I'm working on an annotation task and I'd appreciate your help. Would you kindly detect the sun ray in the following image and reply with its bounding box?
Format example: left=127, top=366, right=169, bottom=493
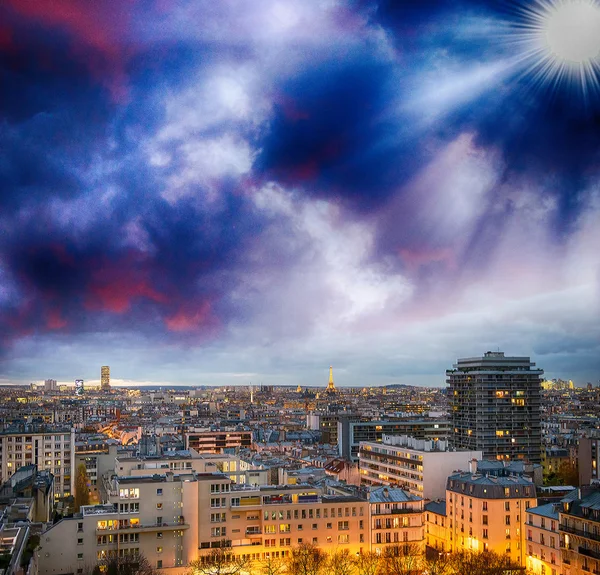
left=503, top=0, right=600, bottom=101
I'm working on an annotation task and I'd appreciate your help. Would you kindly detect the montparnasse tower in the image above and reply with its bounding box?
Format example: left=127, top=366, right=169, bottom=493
left=327, top=365, right=336, bottom=392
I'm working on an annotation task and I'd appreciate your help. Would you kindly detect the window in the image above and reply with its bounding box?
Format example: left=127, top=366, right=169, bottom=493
left=505, top=516, right=511, bottom=525
left=78, top=554, right=84, bottom=560
left=156, top=503, right=163, bottom=510
left=327, top=523, right=332, bottom=529
left=338, top=534, right=349, bottom=544
left=505, top=502, right=510, bottom=511
left=157, top=488, right=163, bottom=496
left=157, top=561, right=162, bottom=569
left=157, top=547, right=163, bottom=553
left=482, top=515, right=488, bottom=525
left=338, top=521, right=349, bottom=530
left=483, top=529, right=488, bottom=539
left=505, top=528, right=510, bottom=539
left=312, top=524, right=318, bottom=530
left=157, top=533, right=163, bottom=539
left=78, top=538, right=83, bottom=545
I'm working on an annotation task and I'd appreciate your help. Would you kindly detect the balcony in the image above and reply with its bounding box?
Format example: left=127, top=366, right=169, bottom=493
left=579, top=546, right=600, bottom=561
left=245, top=528, right=261, bottom=536
left=561, top=524, right=600, bottom=543
left=96, top=521, right=189, bottom=535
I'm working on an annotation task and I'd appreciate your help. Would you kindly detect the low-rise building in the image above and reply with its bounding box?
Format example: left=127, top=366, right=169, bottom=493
left=359, top=435, right=481, bottom=499
left=525, top=502, right=562, bottom=575
left=445, top=471, right=537, bottom=566
left=368, top=487, right=424, bottom=555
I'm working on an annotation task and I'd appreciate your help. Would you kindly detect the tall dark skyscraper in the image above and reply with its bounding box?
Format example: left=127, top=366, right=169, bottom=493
left=447, top=351, right=542, bottom=463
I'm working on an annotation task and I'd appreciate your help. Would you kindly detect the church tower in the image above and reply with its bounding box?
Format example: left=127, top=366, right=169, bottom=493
left=327, top=365, right=336, bottom=392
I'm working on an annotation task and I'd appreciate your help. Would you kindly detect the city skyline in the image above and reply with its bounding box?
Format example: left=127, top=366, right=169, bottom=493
left=1, top=0, right=599, bottom=387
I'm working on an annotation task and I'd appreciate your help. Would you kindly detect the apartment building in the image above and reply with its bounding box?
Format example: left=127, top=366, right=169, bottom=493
left=424, top=500, right=449, bottom=554
left=0, top=426, right=75, bottom=497
left=37, top=472, right=371, bottom=575
left=338, top=418, right=449, bottom=461
left=445, top=471, right=537, bottom=566
left=184, top=430, right=252, bottom=453
left=368, top=487, right=424, bottom=555
left=524, top=502, right=562, bottom=575
left=559, top=487, right=600, bottom=575
left=447, top=351, right=543, bottom=463
left=359, top=435, right=481, bottom=499
left=37, top=473, right=197, bottom=575
left=578, top=436, right=600, bottom=486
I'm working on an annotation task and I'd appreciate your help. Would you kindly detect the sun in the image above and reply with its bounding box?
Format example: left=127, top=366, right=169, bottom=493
left=510, top=0, right=600, bottom=98
left=544, top=1, right=600, bottom=63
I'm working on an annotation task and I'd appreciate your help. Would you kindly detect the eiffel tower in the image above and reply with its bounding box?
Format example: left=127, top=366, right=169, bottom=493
left=326, top=365, right=336, bottom=392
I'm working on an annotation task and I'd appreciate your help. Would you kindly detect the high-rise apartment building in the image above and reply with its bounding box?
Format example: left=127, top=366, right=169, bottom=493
left=101, top=366, right=110, bottom=391
left=44, top=379, right=58, bottom=392
left=447, top=351, right=543, bottom=463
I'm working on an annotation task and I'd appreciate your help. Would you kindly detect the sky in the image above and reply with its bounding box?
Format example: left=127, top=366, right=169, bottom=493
left=1, top=0, right=600, bottom=388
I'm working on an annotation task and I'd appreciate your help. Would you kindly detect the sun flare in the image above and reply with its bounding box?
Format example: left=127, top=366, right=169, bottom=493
left=511, top=0, right=600, bottom=97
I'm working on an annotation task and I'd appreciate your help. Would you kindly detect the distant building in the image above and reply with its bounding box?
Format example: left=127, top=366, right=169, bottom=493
left=447, top=351, right=543, bottom=463
left=338, top=417, right=449, bottom=461
left=184, top=430, right=252, bottom=454
left=74, top=379, right=84, bottom=396
left=101, top=365, right=110, bottom=390
left=578, top=436, right=600, bottom=486
left=359, top=434, right=482, bottom=499
left=44, top=379, right=57, bottom=392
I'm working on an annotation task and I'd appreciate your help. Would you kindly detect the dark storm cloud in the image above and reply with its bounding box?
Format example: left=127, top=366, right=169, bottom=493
left=256, top=57, right=431, bottom=210
left=0, top=3, right=267, bottom=350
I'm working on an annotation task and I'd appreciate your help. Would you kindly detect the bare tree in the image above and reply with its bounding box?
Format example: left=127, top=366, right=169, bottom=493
left=380, top=544, right=421, bottom=575
left=421, top=552, right=454, bottom=575
left=448, top=550, right=524, bottom=575
left=329, top=549, right=356, bottom=575
left=354, top=551, right=381, bottom=575
left=287, top=543, right=328, bottom=575
left=86, top=554, right=158, bottom=575
left=259, top=554, right=286, bottom=575
left=188, top=541, right=252, bottom=575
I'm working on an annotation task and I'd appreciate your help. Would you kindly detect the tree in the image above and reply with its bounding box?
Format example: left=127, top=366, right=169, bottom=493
left=86, top=554, right=159, bottom=575
left=329, top=549, right=356, bottom=575
left=188, top=541, right=252, bottom=575
left=448, top=550, right=524, bottom=575
left=380, top=544, right=421, bottom=575
left=259, top=554, right=286, bottom=575
left=354, top=551, right=381, bottom=575
left=287, top=543, right=328, bottom=575
left=74, top=463, right=90, bottom=512
left=421, top=553, right=453, bottom=575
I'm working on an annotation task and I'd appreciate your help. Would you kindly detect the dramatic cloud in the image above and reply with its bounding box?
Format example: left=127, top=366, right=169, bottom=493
left=0, top=0, right=598, bottom=386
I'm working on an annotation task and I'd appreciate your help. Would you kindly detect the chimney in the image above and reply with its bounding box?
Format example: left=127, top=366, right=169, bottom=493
left=383, top=487, right=389, bottom=498
left=469, top=459, right=478, bottom=474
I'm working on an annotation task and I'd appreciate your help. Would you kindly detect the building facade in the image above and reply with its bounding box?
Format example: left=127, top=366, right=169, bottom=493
left=338, top=418, right=449, bottom=462
left=559, top=488, right=600, bottom=575
left=185, top=431, right=252, bottom=454
left=0, top=426, right=75, bottom=497
left=37, top=472, right=374, bottom=575
left=359, top=435, right=481, bottom=500
left=101, top=366, right=110, bottom=391
left=447, top=351, right=543, bottom=463
left=445, top=471, right=537, bottom=566
left=368, top=486, right=424, bottom=555
left=525, top=502, right=562, bottom=575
